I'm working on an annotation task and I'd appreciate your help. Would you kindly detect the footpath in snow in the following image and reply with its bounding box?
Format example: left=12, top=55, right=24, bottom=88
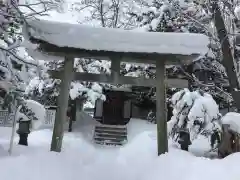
left=0, top=119, right=239, bottom=180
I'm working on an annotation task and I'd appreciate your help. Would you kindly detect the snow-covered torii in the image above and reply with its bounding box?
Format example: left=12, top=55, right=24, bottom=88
left=25, top=18, right=209, bottom=155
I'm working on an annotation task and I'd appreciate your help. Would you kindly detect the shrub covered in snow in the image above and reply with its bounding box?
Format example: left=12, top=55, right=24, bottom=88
left=16, top=99, right=46, bottom=131
left=168, top=88, right=222, bottom=149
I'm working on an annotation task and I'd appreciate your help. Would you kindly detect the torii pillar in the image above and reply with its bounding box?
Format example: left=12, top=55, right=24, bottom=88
left=156, top=60, right=168, bottom=154
left=50, top=57, right=74, bottom=152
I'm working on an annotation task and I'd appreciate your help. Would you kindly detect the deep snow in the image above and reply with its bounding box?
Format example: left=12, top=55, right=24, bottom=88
left=0, top=119, right=239, bottom=180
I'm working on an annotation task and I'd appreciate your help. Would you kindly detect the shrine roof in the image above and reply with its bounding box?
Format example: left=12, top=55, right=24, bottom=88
left=26, top=18, right=209, bottom=61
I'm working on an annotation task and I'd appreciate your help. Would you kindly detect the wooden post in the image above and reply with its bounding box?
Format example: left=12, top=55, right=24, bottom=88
left=111, top=58, right=120, bottom=72
left=68, top=100, right=77, bottom=132
left=68, top=116, right=73, bottom=132
left=50, top=57, right=74, bottom=152
left=156, top=60, right=168, bottom=155
left=8, top=99, right=18, bottom=155
left=110, top=57, right=121, bottom=84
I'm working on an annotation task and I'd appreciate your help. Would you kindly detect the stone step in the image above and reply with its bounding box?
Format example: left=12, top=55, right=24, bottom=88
left=96, top=124, right=127, bottom=129
left=95, top=125, right=127, bottom=131
left=93, top=124, right=128, bottom=146
left=95, top=132, right=126, bottom=137
left=95, top=140, right=123, bottom=146
left=94, top=136, right=126, bottom=141
left=95, top=128, right=127, bottom=134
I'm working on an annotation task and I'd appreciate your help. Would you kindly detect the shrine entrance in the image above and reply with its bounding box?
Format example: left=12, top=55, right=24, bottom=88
left=94, top=89, right=132, bottom=125
left=103, top=90, right=124, bottom=125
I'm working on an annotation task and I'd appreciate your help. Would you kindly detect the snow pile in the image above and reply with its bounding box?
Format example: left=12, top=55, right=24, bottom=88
left=0, top=122, right=239, bottom=180
left=127, top=119, right=157, bottom=142
left=27, top=18, right=209, bottom=55
left=221, top=112, right=240, bottom=133
left=16, top=100, right=46, bottom=130
left=72, top=111, right=99, bottom=140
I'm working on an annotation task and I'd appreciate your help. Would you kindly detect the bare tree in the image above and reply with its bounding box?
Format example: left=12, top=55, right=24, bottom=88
left=71, top=0, right=141, bottom=28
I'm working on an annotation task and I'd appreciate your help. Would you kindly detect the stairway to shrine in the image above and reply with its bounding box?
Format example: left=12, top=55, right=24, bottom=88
left=93, top=124, right=128, bottom=146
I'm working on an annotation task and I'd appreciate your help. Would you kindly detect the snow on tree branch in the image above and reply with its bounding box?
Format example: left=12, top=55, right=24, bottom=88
left=168, top=88, right=222, bottom=149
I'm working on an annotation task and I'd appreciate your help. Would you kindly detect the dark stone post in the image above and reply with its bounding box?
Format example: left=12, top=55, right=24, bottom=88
left=17, top=119, right=31, bottom=146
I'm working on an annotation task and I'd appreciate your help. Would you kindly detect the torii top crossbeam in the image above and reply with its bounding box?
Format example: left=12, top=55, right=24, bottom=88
left=26, top=18, right=209, bottom=64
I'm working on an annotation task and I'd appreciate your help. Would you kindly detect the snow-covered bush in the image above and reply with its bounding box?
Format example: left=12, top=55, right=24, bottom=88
left=16, top=99, right=46, bottom=131
left=168, top=88, right=222, bottom=148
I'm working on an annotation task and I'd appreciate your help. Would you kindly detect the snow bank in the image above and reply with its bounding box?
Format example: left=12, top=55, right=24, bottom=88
left=0, top=124, right=239, bottom=180
left=221, top=112, right=240, bottom=133
left=127, top=119, right=157, bottom=142
left=27, top=18, right=209, bottom=55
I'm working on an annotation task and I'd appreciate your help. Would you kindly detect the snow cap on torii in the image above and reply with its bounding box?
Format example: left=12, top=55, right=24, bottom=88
left=24, top=18, right=209, bottom=64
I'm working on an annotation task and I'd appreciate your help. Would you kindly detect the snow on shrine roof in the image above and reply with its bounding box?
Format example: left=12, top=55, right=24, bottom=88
left=27, top=19, right=209, bottom=56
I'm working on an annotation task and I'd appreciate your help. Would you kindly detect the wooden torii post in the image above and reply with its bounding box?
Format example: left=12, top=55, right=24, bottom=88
left=26, top=19, right=209, bottom=155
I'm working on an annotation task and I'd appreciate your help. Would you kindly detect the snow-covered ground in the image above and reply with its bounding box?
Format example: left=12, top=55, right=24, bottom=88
left=0, top=119, right=239, bottom=180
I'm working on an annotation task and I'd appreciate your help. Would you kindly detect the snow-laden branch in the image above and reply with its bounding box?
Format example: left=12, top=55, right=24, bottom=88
left=178, top=65, right=233, bottom=102
left=0, top=46, right=37, bottom=66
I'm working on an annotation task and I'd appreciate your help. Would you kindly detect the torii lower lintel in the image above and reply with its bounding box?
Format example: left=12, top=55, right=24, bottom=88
left=48, top=70, right=188, bottom=88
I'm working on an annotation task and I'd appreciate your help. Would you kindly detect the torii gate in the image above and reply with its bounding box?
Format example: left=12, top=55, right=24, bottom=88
left=25, top=19, right=209, bottom=155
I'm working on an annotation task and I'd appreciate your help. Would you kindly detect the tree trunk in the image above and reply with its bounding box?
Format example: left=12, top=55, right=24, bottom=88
left=211, top=1, right=240, bottom=109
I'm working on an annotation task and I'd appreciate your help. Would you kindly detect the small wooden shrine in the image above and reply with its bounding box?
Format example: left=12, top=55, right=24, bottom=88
left=94, top=88, right=132, bottom=125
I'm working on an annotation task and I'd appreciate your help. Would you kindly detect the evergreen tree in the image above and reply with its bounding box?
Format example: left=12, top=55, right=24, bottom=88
left=0, top=0, right=56, bottom=122
left=127, top=0, right=235, bottom=110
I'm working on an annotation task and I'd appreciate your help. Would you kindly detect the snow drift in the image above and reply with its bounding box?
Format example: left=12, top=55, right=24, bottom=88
left=0, top=124, right=239, bottom=180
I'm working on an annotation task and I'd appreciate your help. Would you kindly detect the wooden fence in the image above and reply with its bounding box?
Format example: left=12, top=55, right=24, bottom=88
left=0, top=109, right=56, bottom=128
